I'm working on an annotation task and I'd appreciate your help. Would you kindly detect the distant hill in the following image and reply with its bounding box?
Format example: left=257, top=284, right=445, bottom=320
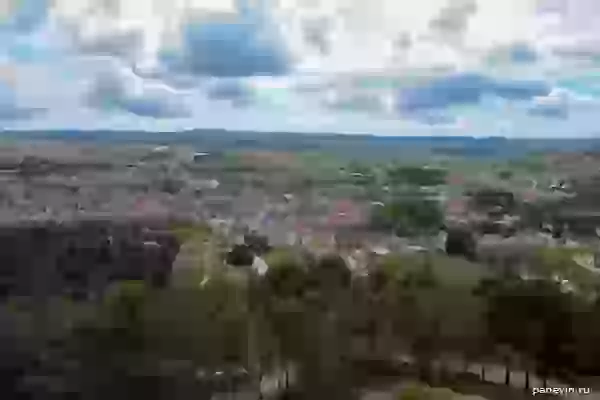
left=1, top=129, right=600, bottom=161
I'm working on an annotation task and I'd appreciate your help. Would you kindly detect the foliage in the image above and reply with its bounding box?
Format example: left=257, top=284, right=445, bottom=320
left=497, top=170, right=514, bottom=181
left=244, top=231, right=271, bottom=255
left=397, top=383, right=431, bottom=400
left=445, top=227, right=476, bottom=261
left=371, top=197, right=444, bottom=236
left=170, top=223, right=212, bottom=244
left=4, top=237, right=600, bottom=399
left=534, top=247, right=600, bottom=296
left=477, top=276, right=579, bottom=383
left=226, top=244, right=255, bottom=266
left=386, top=165, right=448, bottom=187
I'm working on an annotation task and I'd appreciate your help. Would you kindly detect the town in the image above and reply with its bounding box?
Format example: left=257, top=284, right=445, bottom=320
left=1, top=137, right=600, bottom=399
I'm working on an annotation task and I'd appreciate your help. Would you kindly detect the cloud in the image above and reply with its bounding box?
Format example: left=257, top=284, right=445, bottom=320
left=1, top=0, right=49, bottom=34
left=487, top=43, right=539, bottom=65
left=492, top=78, right=549, bottom=100
left=87, top=62, right=189, bottom=118
left=206, top=79, right=253, bottom=107
left=0, top=80, right=45, bottom=121
left=301, top=16, right=332, bottom=55
left=0, top=106, right=44, bottom=120
left=429, top=0, right=478, bottom=43
left=0, top=0, right=597, bottom=137
left=74, top=29, right=143, bottom=60
left=526, top=88, right=600, bottom=119
left=557, top=75, right=600, bottom=98
left=164, top=13, right=290, bottom=78
left=551, top=39, right=600, bottom=62
left=528, top=104, right=567, bottom=119
left=326, top=93, right=387, bottom=114
left=398, top=73, right=550, bottom=112
left=528, top=94, right=568, bottom=119
left=413, top=112, right=457, bottom=126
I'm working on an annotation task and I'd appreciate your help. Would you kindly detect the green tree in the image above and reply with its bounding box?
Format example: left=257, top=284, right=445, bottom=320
left=371, top=197, right=443, bottom=237
left=64, top=281, right=158, bottom=400
left=497, top=170, right=514, bottom=181
left=287, top=255, right=357, bottom=398
left=479, top=276, right=577, bottom=388
left=386, top=165, right=447, bottom=187
left=573, top=295, right=600, bottom=376
left=260, top=251, right=309, bottom=391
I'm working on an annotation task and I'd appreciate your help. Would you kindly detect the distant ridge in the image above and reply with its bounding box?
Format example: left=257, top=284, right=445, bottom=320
left=1, top=129, right=599, bottom=160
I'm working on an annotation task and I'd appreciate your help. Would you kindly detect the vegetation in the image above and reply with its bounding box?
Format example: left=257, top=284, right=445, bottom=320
left=371, top=197, right=444, bottom=236
left=1, top=226, right=600, bottom=399
left=385, top=165, right=448, bottom=188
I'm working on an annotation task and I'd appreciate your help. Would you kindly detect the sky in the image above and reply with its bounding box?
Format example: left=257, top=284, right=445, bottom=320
left=0, top=0, right=599, bottom=137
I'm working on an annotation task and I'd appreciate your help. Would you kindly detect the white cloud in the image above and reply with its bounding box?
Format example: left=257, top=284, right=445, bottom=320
left=0, top=0, right=598, bottom=136
left=42, top=0, right=553, bottom=73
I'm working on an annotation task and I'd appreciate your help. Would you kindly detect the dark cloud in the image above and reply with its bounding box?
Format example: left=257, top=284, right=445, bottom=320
left=394, top=33, right=412, bottom=51
left=118, top=96, right=185, bottom=118
left=488, top=43, right=539, bottom=65
left=399, top=74, right=486, bottom=111
left=529, top=105, right=568, bottom=119
left=87, top=67, right=189, bottom=118
left=0, top=106, right=44, bottom=120
left=129, top=60, right=202, bottom=89
left=492, top=79, right=549, bottom=100
left=551, top=42, right=600, bottom=62
left=87, top=70, right=124, bottom=108
left=507, top=44, right=538, bottom=63
left=301, top=17, right=332, bottom=55
left=398, top=73, right=551, bottom=112
left=326, top=93, right=385, bottom=114
left=528, top=96, right=569, bottom=119
left=207, top=80, right=253, bottom=107
left=164, top=14, right=290, bottom=78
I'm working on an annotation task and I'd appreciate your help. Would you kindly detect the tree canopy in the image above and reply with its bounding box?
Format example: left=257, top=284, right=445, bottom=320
left=385, top=165, right=448, bottom=187
left=2, top=228, right=600, bottom=399
left=371, top=197, right=444, bottom=236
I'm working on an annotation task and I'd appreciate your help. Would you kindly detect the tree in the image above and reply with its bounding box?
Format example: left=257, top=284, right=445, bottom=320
left=280, top=255, right=357, bottom=398
left=445, top=226, right=476, bottom=261
left=404, top=262, right=444, bottom=384
left=386, top=166, right=447, bottom=187
left=244, top=232, right=271, bottom=256
left=259, top=252, right=310, bottom=392
left=478, top=276, right=577, bottom=388
left=148, top=275, right=253, bottom=398
left=371, top=197, right=443, bottom=237
left=573, top=295, right=600, bottom=376
left=360, top=256, right=406, bottom=360
left=497, top=170, right=514, bottom=181
left=308, top=254, right=352, bottom=295
left=58, top=274, right=255, bottom=400
left=226, top=244, right=255, bottom=267
left=64, top=281, right=157, bottom=400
